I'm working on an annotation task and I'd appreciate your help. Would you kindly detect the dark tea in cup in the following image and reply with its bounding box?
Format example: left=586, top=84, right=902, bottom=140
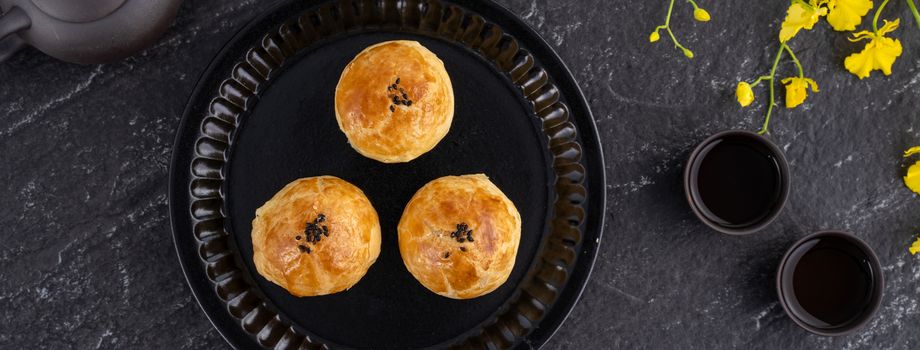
left=777, top=231, right=884, bottom=336
left=684, top=130, right=790, bottom=234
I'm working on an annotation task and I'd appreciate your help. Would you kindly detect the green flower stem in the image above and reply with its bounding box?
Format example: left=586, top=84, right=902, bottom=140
left=873, top=0, right=891, bottom=33
left=907, top=0, right=920, bottom=30
left=687, top=0, right=701, bottom=10
left=750, top=75, right=773, bottom=87
left=759, top=43, right=787, bottom=135
left=665, top=0, right=676, bottom=26
left=783, top=44, right=804, bottom=78
left=657, top=0, right=693, bottom=56
left=666, top=28, right=691, bottom=54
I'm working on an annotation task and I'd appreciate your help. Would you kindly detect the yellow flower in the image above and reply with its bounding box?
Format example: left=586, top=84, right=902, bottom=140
left=694, top=8, right=711, bottom=22
left=903, top=146, right=920, bottom=195
left=904, top=146, right=920, bottom=157
left=906, top=162, right=920, bottom=194
left=844, top=19, right=903, bottom=79
left=781, top=77, right=819, bottom=108
left=682, top=48, right=694, bottom=59
left=906, top=147, right=920, bottom=255
left=649, top=30, right=661, bottom=42
left=780, top=1, right=828, bottom=42
left=736, top=82, right=754, bottom=107
left=826, top=0, right=873, bottom=31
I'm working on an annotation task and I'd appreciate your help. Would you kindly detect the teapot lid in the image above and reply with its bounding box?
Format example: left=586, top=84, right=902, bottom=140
left=0, top=0, right=182, bottom=64
left=31, top=0, right=126, bottom=23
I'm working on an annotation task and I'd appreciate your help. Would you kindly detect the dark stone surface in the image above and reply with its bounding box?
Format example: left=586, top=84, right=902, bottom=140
left=2, top=0, right=919, bottom=349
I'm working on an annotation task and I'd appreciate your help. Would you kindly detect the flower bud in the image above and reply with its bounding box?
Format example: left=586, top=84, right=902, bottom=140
left=736, top=82, right=754, bottom=107
left=694, top=8, right=711, bottom=22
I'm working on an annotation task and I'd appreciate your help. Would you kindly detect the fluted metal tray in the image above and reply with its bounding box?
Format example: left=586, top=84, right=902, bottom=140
left=169, top=0, right=605, bottom=348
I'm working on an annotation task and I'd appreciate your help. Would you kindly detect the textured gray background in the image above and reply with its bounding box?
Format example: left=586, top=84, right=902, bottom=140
left=2, top=0, right=920, bottom=349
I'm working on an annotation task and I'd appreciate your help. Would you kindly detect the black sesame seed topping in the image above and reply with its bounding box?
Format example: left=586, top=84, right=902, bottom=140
left=449, top=223, right=474, bottom=245
left=460, top=246, right=467, bottom=252
left=386, top=77, right=413, bottom=113
left=443, top=251, right=451, bottom=259
left=297, top=213, right=329, bottom=252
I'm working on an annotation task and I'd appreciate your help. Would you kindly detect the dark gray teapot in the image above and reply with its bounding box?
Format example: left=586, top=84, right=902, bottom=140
left=0, top=0, right=182, bottom=63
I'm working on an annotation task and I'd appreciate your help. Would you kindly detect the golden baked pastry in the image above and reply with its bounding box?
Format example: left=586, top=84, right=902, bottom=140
left=251, top=176, right=381, bottom=297
left=398, top=174, right=521, bottom=299
left=335, top=40, right=454, bottom=163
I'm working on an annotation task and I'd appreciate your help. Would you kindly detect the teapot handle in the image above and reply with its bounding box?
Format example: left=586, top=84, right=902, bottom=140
left=0, top=6, right=31, bottom=62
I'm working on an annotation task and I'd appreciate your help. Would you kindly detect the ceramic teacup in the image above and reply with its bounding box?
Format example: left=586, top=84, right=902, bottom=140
left=683, top=130, right=790, bottom=234
left=776, top=231, right=884, bottom=336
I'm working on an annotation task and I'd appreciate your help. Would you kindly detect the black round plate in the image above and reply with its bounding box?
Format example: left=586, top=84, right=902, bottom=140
left=169, top=1, right=605, bottom=349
